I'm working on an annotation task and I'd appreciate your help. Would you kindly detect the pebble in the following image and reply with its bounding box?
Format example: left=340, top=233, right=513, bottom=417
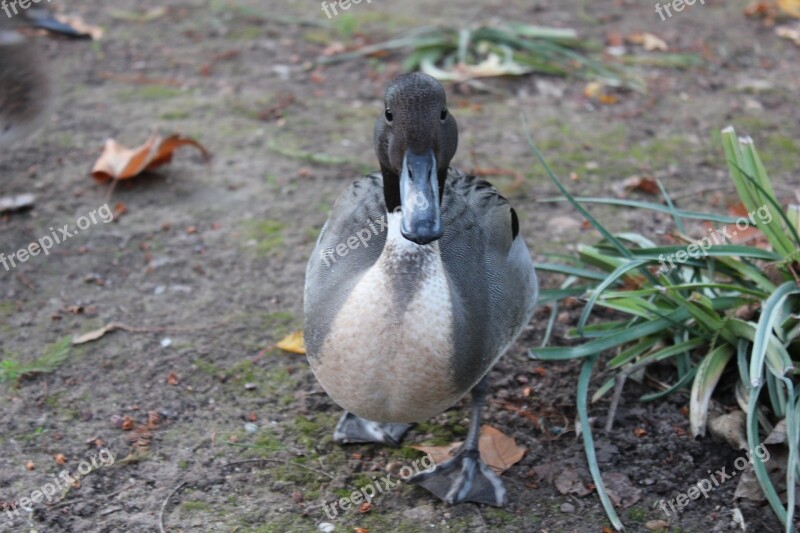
left=560, top=502, right=575, bottom=513
left=160, top=338, right=172, bottom=348
left=317, top=523, right=335, bottom=533
left=244, top=423, right=258, bottom=433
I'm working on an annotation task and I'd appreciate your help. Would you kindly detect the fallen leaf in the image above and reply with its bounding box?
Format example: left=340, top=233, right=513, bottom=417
left=764, top=419, right=787, bottom=444
left=354, top=528, right=369, bottom=533
left=633, top=428, right=647, bottom=437
left=708, top=410, right=748, bottom=450
left=54, top=454, right=67, bottom=466
left=91, top=132, right=211, bottom=182
left=645, top=520, right=669, bottom=530
left=25, top=461, right=35, bottom=471
left=277, top=331, right=306, bottom=355
left=627, top=32, right=668, bottom=51
left=167, top=372, right=179, bottom=386
left=409, top=425, right=526, bottom=475
left=554, top=467, right=592, bottom=496
left=409, top=442, right=462, bottom=465
left=479, top=425, right=527, bottom=474
left=602, top=472, right=642, bottom=508
left=778, top=0, right=800, bottom=18
left=72, top=324, right=121, bottom=345
left=358, top=502, right=372, bottom=513
left=617, top=175, right=660, bottom=196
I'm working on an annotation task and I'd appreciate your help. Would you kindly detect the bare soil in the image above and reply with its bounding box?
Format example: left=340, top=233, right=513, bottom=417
left=1, top=0, right=799, bottom=532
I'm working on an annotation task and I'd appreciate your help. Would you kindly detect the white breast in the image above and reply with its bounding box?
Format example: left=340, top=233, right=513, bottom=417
left=310, top=213, right=462, bottom=423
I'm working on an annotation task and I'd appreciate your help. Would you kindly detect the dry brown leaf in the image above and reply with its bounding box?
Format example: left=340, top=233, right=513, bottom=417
left=277, top=331, right=306, bottom=355
left=602, top=472, right=642, bottom=509
left=72, top=324, right=121, bottom=345
left=91, top=132, right=211, bottom=182
left=409, top=425, right=525, bottom=475
left=479, top=425, right=526, bottom=474
left=619, top=176, right=660, bottom=196
left=627, top=32, right=668, bottom=51
left=708, top=410, right=748, bottom=450
left=554, top=467, right=592, bottom=496
left=167, top=372, right=179, bottom=386
left=409, top=441, right=462, bottom=465
left=54, top=454, right=67, bottom=466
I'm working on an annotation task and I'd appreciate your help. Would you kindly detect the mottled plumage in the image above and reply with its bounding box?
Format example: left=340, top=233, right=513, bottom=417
left=303, top=72, right=537, bottom=506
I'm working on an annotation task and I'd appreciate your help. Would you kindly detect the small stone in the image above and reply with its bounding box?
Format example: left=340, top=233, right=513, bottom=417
left=160, top=338, right=172, bottom=348
left=317, top=523, right=335, bottom=533
left=244, top=383, right=257, bottom=390
left=244, top=423, right=258, bottom=433
left=560, top=502, right=575, bottom=513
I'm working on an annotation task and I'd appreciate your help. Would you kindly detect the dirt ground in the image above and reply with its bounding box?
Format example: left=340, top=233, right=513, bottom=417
left=1, top=0, right=799, bottom=531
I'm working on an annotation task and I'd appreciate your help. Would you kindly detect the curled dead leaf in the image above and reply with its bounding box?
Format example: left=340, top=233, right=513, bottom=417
left=91, top=132, right=211, bottom=182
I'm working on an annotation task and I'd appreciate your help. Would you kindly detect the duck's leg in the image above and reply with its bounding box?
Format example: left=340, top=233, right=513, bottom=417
left=409, top=377, right=506, bottom=506
left=333, top=412, right=413, bottom=447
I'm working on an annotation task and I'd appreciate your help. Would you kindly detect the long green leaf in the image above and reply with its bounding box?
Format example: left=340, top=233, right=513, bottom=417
left=690, top=345, right=734, bottom=437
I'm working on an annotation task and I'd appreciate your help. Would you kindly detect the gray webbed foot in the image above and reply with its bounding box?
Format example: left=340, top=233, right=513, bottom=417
left=333, top=412, right=412, bottom=447
left=409, top=448, right=506, bottom=506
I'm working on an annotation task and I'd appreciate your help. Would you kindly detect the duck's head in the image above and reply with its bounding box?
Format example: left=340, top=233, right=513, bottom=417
left=374, top=72, right=458, bottom=245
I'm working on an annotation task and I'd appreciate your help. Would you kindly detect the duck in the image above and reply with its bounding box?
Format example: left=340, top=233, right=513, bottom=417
left=0, top=15, right=51, bottom=147
left=304, top=72, right=538, bottom=507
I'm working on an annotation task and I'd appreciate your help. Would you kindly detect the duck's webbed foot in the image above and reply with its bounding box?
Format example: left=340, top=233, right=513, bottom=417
left=409, top=377, right=506, bottom=506
left=409, top=447, right=506, bottom=506
left=333, top=412, right=412, bottom=447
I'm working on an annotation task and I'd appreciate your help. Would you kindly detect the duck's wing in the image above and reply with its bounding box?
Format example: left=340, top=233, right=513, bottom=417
left=304, top=173, right=389, bottom=359
left=440, top=170, right=538, bottom=391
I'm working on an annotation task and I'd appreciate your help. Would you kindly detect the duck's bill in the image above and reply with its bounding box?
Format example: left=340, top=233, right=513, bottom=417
left=399, top=149, right=443, bottom=245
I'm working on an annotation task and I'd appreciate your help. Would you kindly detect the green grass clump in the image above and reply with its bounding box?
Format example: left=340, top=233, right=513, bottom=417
left=0, top=336, right=72, bottom=385
left=528, top=123, right=800, bottom=531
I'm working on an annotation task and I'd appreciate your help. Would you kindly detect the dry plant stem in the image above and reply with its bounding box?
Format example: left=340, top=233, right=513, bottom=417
left=158, top=481, right=187, bottom=533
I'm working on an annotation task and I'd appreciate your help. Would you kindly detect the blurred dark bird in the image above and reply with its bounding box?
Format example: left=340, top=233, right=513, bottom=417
left=0, top=15, right=51, bottom=147
left=0, top=8, right=89, bottom=147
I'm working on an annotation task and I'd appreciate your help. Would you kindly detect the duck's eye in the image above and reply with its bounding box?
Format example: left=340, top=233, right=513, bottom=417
left=384, top=109, right=393, bottom=123
left=440, top=108, right=448, bottom=121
